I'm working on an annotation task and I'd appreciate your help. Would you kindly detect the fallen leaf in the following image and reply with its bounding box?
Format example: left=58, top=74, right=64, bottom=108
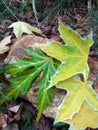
left=66, top=101, right=98, bottom=130
left=0, top=113, right=7, bottom=128
left=34, top=20, right=93, bottom=87
left=55, top=76, right=98, bottom=123
left=5, top=35, right=51, bottom=62
left=0, top=36, right=12, bottom=54
left=0, top=48, right=58, bottom=122
left=8, top=21, right=42, bottom=39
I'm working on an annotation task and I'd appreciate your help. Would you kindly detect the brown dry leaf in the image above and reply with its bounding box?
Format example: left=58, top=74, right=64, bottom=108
left=43, top=88, right=66, bottom=118
left=0, top=113, right=7, bottom=128
left=5, top=34, right=51, bottom=62
left=88, top=54, right=98, bottom=89
left=0, top=36, right=12, bottom=54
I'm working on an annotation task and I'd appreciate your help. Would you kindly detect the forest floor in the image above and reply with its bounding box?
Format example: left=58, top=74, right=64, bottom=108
left=0, top=1, right=98, bottom=130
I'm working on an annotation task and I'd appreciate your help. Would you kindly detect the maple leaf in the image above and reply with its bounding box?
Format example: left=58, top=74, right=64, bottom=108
left=54, top=76, right=98, bottom=123
left=66, top=101, right=98, bottom=130
left=0, top=35, right=12, bottom=54
left=0, top=48, right=58, bottom=122
left=9, top=21, right=42, bottom=39
left=34, top=20, right=93, bottom=87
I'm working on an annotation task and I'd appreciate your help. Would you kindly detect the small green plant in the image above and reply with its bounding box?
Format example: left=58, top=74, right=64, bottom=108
left=0, top=20, right=98, bottom=130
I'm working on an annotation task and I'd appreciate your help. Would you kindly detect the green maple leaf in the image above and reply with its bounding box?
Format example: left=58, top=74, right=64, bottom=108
left=34, top=20, right=93, bottom=87
left=54, top=76, right=98, bottom=123
left=0, top=48, right=58, bottom=121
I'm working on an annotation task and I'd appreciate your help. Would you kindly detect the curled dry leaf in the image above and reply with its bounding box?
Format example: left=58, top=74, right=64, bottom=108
left=8, top=21, right=42, bottom=39
left=0, top=36, right=12, bottom=55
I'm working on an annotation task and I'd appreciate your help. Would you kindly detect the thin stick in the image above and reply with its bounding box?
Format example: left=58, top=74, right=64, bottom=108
left=32, top=0, right=39, bottom=27
left=1, top=0, right=19, bottom=21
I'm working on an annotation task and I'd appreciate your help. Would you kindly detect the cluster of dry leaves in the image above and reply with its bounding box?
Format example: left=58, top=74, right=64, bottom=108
left=0, top=21, right=65, bottom=130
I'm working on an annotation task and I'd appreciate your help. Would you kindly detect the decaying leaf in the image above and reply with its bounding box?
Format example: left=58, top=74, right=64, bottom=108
left=66, top=101, right=98, bottom=130
left=55, top=76, right=98, bottom=123
left=5, top=35, right=51, bottom=62
left=9, top=21, right=42, bottom=39
left=0, top=36, right=12, bottom=54
left=0, top=113, right=7, bottom=128
left=0, top=48, right=58, bottom=122
left=34, top=20, right=93, bottom=87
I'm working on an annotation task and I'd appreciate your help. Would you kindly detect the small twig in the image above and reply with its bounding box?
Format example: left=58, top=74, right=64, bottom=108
left=88, top=0, right=92, bottom=12
left=1, top=0, right=19, bottom=21
left=32, top=0, right=39, bottom=27
left=0, top=8, right=8, bottom=18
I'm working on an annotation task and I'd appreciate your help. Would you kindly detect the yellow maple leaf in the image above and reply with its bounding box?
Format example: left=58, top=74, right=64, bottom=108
left=66, top=101, right=98, bottom=130
left=34, top=20, right=93, bottom=87
left=9, top=21, right=42, bottom=39
left=55, top=76, right=98, bottom=123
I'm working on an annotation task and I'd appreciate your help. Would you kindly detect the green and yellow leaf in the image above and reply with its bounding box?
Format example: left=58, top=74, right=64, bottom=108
left=34, top=20, right=93, bottom=87
left=54, top=76, right=98, bottom=123
left=66, top=101, right=98, bottom=130
left=0, top=48, right=58, bottom=122
left=9, top=21, right=42, bottom=39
